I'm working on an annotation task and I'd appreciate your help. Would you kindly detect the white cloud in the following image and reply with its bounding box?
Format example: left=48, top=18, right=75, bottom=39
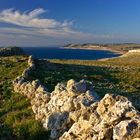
left=0, top=8, right=89, bottom=42
left=0, top=8, right=71, bottom=29
left=0, top=8, right=132, bottom=46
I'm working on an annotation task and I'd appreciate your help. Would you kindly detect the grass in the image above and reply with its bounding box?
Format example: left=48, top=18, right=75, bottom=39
left=0, top=56, right=49, bottom=140
left=30, top=54, right=140, bottom=110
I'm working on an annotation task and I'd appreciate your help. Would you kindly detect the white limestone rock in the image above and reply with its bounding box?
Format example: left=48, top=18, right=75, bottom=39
left=113, top=119, right=140, bottom=140
left=13, top=72, right=140, bottom=140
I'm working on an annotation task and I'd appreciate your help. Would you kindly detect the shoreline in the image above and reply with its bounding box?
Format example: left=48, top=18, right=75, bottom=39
left=61, top=46, right=126, bottom=55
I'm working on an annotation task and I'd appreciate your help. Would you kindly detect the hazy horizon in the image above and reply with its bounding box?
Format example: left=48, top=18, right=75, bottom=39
left=1, top=41, right=140, bottom=47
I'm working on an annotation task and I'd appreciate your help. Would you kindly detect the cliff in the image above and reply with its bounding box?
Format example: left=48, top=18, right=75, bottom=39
left=0, top=46, right=25, bottom=56
left=12, top=56, right=140, bottom=140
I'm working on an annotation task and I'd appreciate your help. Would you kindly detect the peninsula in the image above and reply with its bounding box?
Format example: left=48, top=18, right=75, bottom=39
left=64, top=43, right=140, bottom=54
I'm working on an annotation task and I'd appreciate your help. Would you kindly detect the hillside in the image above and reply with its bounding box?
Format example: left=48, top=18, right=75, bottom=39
left=0, top=48, right=140, bottom=139
left=12, top=54, right=140, bottom=139
left=30, top=53, right=140, bottom=110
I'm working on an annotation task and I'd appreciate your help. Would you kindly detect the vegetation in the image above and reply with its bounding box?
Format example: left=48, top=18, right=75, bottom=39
left=30, top=54, right=140, bottom=110
left=0, top=56, right=49, bottom=140
left=102, top=43, right=140, bottom=52
left=0, top=53, right=140, bottom=139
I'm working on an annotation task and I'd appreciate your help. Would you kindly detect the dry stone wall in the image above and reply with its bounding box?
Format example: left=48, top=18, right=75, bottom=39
left=13, top=56, right=140, bottom=140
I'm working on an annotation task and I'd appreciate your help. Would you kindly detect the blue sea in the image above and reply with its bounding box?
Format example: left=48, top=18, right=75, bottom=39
left=22, top=47, right=120, bottom=60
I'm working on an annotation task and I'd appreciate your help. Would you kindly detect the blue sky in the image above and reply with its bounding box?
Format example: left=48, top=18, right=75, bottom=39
left=0, top=0, right=140, bottom=46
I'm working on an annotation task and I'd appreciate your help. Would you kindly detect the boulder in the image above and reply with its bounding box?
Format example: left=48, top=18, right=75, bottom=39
left=59, top=94, right=140, bottom=140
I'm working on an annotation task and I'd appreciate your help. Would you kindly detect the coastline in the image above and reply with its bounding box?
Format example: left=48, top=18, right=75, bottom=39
left=62, top=46, right=126, bottom=55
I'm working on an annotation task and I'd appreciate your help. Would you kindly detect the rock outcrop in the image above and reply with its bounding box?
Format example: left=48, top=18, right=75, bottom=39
left=0, top=46, right=25, bottom=56
left=13, top=56, right=140, bottom=140
left=122, top=49, right=140, bottom=57
left=128, top=49, right=140, bottom=53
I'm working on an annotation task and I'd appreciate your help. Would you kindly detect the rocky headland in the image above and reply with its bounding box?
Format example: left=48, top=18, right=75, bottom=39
left=0, top=46, right=25, bottom=56
left=13, top=56, right=140, bottom=140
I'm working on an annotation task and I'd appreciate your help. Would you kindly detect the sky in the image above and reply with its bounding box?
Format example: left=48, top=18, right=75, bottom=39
left=0, top=0, right=140, bottom=46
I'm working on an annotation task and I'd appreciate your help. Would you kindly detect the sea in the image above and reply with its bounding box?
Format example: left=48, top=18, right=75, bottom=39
left=22, top=47, right=120, bottom=60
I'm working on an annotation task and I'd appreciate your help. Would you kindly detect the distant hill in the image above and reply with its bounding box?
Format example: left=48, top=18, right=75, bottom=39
left=0, top=46, right=25, bottom=56
left=64, top=43, right=140, bottom=54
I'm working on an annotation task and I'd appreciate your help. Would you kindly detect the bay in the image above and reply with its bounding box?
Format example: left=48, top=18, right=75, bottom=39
left=22, top=47, right=120, bottom=60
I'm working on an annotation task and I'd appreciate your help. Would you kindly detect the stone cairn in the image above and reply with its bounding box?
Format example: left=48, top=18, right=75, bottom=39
left=13, top=56, right=140, bottom=140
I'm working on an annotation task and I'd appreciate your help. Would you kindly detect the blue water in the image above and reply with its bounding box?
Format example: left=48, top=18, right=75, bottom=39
left=22, top=47, right=120, bottom=60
